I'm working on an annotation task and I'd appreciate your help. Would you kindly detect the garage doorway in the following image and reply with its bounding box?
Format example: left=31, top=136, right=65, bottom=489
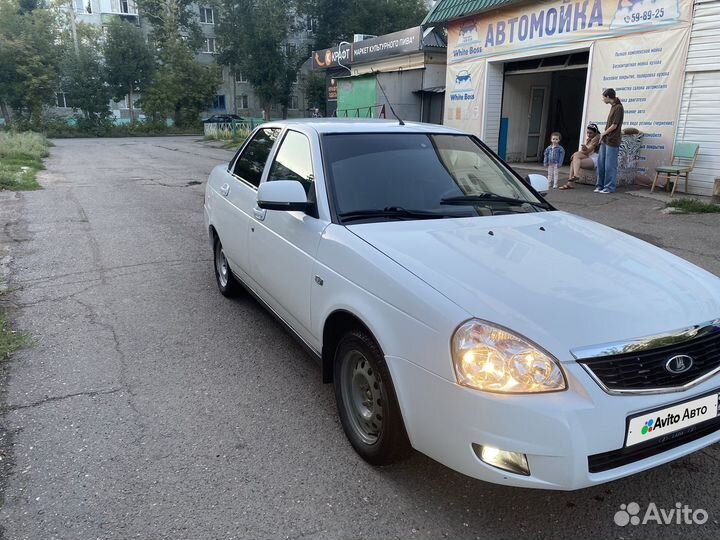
left=498, top=51, right=589, bottom=165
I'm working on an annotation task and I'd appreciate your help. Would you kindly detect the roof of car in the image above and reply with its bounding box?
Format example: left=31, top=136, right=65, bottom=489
left=260, top=119, right=466, bottom=135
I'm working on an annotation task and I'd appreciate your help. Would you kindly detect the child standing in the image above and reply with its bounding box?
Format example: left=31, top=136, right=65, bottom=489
left=543, top=133, right=565, bottom=189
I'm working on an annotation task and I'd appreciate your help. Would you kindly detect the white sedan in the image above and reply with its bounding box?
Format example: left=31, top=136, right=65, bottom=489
left=204, top=119, right=720, bottom=490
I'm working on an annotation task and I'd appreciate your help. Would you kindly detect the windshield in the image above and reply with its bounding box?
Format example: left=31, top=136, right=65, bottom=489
left=322, top=133, right=549, bottom=223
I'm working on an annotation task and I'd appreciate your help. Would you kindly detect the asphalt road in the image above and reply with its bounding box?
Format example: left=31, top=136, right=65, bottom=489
left=1, top=137, right=719, bottom=540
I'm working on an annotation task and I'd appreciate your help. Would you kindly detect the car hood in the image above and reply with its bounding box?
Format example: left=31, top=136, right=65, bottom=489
left=348, top=211, right=720, bottom=362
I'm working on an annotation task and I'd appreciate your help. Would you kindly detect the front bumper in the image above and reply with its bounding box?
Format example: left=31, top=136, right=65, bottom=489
left=386, top=356, right=720, bottom=490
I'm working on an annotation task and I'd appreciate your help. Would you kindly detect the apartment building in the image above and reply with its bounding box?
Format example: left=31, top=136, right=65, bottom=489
left=58, top=2, right=315, bottom=120
left=195, top=5, right=317, bottom=119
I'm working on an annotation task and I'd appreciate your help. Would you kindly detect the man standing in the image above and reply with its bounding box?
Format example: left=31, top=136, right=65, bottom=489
left=595, top=88, right=624, bottom=194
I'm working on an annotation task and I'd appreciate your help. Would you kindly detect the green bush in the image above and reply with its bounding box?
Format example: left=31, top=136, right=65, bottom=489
left=4, top=114, right=203, bottom=138
left=41, top=119, right=203, bottom=138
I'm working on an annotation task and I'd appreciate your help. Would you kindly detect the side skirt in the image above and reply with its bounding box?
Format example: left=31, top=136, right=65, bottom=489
left=231, top=270, right=323, bottom=368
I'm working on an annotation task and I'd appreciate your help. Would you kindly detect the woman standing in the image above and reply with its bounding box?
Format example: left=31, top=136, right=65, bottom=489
left=560, top=123, right=601, bottom=190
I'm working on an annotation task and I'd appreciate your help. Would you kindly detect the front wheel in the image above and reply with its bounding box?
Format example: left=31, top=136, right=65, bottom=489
left=213, top=237, right=240, bottom=297
left=334, top=330, right=411, bottom=465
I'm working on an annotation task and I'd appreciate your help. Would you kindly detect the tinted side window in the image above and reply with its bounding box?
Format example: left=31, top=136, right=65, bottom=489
left=267, top=130, right=314, bottom=196
left=232, top=128, right=280, bottom=187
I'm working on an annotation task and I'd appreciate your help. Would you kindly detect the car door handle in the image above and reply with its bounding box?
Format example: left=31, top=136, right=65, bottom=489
left=220, top=183, right=230, bottom=197
left=253, top=207, right=266, bottom=221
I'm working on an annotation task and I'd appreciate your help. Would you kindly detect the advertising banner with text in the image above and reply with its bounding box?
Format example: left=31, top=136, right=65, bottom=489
left=585, top=27, right=691, bottom=182
left=444, top=60, right=487, bottom=136
left=447, top=0, right=692, bottom=64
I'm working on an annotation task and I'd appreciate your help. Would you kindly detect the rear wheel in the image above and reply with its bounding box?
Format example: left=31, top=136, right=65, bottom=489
left=213, top=237, right=240, bottom=297
left=334, top=330, right=411, bottom=465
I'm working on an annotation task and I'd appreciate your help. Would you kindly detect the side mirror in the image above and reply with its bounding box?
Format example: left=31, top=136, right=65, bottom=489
left=257, top=180, right=312, bottom=212
left=527, top=174, right=550, bottom=196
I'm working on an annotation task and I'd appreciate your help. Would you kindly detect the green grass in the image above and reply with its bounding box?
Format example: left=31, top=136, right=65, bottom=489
left=0, top=132, right=50, bottom=160
left=0, top=290, right=28, bottom=360
left=0, top=312, right=28, bottom=360
left=0, top=132, right=49, bottom=191
left=667, top=198, right=720, bottom=214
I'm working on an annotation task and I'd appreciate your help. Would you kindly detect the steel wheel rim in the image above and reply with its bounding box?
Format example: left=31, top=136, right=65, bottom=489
left=340, top=349, right=384, bottom=445
left=215, top=245, right=229, bottom=287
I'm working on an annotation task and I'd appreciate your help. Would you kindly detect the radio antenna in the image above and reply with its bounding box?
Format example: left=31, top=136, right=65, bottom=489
left=372, top=69, right=404, bottom=126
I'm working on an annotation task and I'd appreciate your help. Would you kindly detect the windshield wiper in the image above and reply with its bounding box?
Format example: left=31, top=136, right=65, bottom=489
left=338, top=206, right=452, bottom=223
left=440, top=193, right=549, bottom=210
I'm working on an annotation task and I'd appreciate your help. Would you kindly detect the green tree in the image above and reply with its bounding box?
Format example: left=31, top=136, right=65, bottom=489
left=142, top=39, right=220, bottom=126
left=301, top=0, right=428, bottom=49
left=60, top=40, right=113, bottom=129
left=135, top=0, right=220, bottom=125
left=301, top=71, right=325, bottom=113
left=0, top=13, right=21, bottom=124
left=216, top=0, right=302, bottom=119
left=103, top=19, right=155, bottom=123
left=0, top=0, right=60, bottom=125
left=135, top=0, right=202, bottom=55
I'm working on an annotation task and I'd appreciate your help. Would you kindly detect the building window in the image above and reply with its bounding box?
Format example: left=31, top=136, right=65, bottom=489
left=204, top=38, right=216, bottom=54
left=212, top=95, right=226, bottom=111
left=111, top=0, right=137, bottom=14
left=284, top=43, right=297, bottom=57
left=235, top=72, right=248, bottom=83
left=56, top=92, right=68, bottom=108
left=239, top=95, right=249, bottom=109
left=73, top=0, right=90, bottom=13
left=289, top=95, right=299, bottom=110
left=306, top=16, right=317, bottom=33
left=199, top=7, right=214, bottom=24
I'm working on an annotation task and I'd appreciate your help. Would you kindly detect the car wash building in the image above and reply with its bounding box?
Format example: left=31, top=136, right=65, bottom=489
left=312, top=27, right=447, bottom=124
left=425, top=0, right=720, bottom=195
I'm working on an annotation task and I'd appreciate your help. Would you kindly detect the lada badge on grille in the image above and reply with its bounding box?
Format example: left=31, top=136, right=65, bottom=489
left=665, top=355, right=694, bottom=375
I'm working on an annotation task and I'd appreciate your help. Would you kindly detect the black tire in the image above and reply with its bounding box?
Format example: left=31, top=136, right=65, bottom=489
left=334, top=329, right=411, bottom=465
left=213, top=236, right=240, bottom=297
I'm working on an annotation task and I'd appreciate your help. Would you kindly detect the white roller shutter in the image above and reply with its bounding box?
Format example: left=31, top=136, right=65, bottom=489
left=676, top=0, right=720, bottom=196
left=483, top=61, right=504, bottom=152
left=685, top=0, right=720, bottom=72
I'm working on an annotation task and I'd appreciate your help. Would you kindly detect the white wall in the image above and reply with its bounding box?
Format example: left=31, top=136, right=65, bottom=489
left=500, top=72, right=552, bottom=162
left=676, top=0, right=720, bottom=196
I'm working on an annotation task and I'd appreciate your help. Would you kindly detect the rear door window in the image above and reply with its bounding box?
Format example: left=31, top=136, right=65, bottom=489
left=231, top=128, right=280, bottom=188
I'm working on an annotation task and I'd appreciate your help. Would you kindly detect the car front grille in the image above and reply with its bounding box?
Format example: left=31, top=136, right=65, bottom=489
left=578, top=328, right=720, bottom=392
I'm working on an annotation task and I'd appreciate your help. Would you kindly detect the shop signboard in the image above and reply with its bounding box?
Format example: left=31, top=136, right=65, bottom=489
left=312, top=26, right=424, bottom=70
left=327, top=76, right=338, bottom=101
left=447, top=0, right=692, bottom=64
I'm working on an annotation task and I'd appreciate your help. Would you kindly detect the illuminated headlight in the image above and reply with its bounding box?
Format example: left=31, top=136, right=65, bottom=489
left=451, top=319, right=566, bottom=393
